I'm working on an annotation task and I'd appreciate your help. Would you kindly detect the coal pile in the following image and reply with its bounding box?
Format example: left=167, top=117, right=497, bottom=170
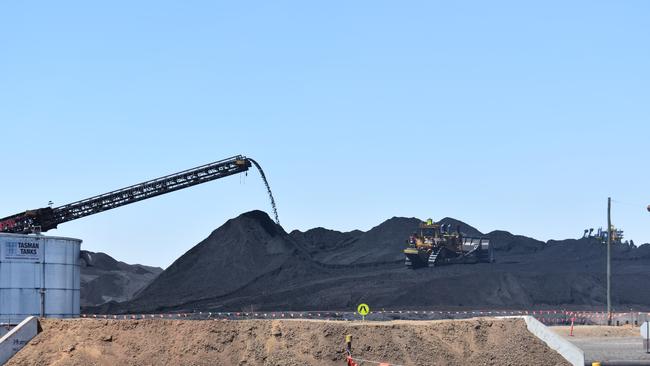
left=80, top=251, right=162, bottom=307
left=90, top=210, right=650, bottom=314
left=117, top=210, right=318, bottom=312
left=293, top=217, right=422, bottom=265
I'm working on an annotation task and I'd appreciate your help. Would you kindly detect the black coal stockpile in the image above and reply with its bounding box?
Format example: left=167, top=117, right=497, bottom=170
left=114, top=210, right=317, bottom=312
left=80, top=251, right=163, bottom=307
left=91, top=210, right=650, bottom=314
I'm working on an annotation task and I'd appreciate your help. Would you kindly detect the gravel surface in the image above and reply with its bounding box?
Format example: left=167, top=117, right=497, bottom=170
left=552, top=325, right=650, bottom=364
left=552, top=325, right=640, bottom=338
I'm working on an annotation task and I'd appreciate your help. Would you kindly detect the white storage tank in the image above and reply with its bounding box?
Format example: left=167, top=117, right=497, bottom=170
left=0, top=233, right=81, bottom=324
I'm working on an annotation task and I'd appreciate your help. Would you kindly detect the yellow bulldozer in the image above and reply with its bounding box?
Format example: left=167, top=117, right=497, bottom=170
left=403, top=218, right=493, bottom=269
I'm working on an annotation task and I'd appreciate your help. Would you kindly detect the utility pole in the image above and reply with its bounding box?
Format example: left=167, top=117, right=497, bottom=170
left=607, top=197, right=612, bottom=326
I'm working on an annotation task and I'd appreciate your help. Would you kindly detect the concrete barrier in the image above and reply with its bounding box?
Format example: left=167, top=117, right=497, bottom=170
left=0, top=317, right=38, bottom=365
left=520, top=316, right=585, bottom=366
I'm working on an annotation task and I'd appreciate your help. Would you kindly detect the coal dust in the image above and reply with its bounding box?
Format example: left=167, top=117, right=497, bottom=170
left=248, top=158, right=280, bottom=225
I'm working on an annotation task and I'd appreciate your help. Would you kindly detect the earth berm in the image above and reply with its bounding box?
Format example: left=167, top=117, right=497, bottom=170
left=7, top=318, right=568, bottom=366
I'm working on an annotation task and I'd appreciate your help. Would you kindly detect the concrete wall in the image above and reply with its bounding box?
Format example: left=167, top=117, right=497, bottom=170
left=521, top=316, right=585, bottom=366
left=498, top=315, right=585, bottom=366
left=0, top=317, right=38, bottom=365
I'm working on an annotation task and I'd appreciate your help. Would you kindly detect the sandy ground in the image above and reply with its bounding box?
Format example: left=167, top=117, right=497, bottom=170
left=552, top=324, right=640, bottom=338
left=7, top=318, right=569, bottom=366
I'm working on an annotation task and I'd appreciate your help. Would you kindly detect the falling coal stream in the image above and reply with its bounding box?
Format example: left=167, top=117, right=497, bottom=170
left=247, top=158, right=280, bottom=225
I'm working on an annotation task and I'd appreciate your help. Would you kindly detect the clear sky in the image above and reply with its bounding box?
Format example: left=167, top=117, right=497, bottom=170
left=1, top=1, right=648, bottom=268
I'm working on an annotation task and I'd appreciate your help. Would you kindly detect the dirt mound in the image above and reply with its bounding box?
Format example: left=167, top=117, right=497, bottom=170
left=7, top=318, right=569, bottom=366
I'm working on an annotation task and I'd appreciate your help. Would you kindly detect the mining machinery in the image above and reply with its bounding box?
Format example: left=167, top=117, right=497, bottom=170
left=582, top=226, right=625, bottom=244
left=0, top=155, right=279, bottom=234
left=403, top=218, right=492, bottom=269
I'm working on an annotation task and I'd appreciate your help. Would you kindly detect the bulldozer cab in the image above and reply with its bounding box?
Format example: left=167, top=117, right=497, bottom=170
left=409, top=219, right=461, bottom=252
left=411, top=221, right=440, bottom=248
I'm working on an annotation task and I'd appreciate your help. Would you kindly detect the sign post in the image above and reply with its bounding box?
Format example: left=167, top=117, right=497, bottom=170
left=357, top=303, right=370, bottom=321
left=641, top=321, right=649, bottom=353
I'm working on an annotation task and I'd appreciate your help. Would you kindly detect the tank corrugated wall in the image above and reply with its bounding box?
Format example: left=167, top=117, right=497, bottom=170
left=0, top=233, right=81, bottom=324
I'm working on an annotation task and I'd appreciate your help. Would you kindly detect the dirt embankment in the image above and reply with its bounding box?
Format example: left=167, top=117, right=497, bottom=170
left=8, top=318, right=568, bottom=366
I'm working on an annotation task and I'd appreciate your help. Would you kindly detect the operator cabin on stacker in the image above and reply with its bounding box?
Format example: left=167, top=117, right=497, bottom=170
left=403, top=218, right=493, bottom=269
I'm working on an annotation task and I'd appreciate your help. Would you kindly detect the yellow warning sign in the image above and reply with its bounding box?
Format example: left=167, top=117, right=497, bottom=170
left=357, top=303, right=370, bottom=316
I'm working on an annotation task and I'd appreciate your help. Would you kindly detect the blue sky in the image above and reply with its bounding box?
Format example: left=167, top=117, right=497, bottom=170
left=1, top=1, right=648, bottom=268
